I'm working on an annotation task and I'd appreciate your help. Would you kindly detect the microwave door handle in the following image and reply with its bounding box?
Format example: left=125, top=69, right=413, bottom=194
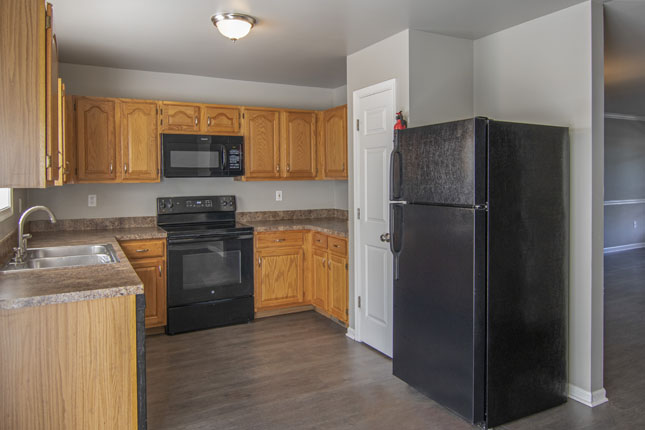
left=222, top=145, right=228, bottom=170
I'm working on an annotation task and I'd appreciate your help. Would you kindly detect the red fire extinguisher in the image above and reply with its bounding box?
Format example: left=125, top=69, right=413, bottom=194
left=394, top=111, right=407, bottom=130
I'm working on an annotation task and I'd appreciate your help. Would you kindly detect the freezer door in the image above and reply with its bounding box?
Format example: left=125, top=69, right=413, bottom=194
left=390, top=118, right=487, bottom=205
left=486, top=121, right=569, bottom=428
left=392, top=203, right=486, bottom=425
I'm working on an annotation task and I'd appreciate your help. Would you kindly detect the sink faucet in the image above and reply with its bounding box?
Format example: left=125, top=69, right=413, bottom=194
left=11, top=206, right=57, bottom=264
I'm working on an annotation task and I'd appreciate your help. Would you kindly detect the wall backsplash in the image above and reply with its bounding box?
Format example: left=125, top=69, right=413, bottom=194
left=27, top=179, right=349, bottom=220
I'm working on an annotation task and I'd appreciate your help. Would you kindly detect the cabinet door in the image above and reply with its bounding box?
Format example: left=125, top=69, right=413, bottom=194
left=322, top=105, right=348, bottom=179
left=244, top=108, right=281, bottom=179
left=54, top=79, right=65, bottom=186
left=76, top=97, right=118, bottom=182
left=131, top=258, right=167, bottom=328
left=161, top=103, right=201, bottom=132
left=63, top=94, right=76, bottom=184
left=45, top=4, right=59, bottom=185
left=203, top=105, right=241, bottom=135
left=328, top=253, right=348, bottom=323
left=282, top=110, right=316, bottom=179
left=121, top=100, right=159, bottom=182
left=311, top=248, right=328, bottom=310
left=256, top=247, right=304, bottom=309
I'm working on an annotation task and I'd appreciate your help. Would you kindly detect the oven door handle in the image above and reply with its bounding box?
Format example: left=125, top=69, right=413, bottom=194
left=167, top=234, right=254, bottom=245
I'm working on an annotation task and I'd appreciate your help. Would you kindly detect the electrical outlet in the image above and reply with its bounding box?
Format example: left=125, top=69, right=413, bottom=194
left=88, top=194, right=97, bottom=207
left=634, top=220, right=638, bottom=229
left=275, top=190, right=283, bottom=202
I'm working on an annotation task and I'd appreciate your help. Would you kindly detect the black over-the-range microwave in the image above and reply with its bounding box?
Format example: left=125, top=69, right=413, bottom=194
left=162, top=134, right=244, bottom=178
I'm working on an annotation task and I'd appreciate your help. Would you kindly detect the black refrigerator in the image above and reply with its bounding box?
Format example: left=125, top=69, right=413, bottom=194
left=389, top=117, right=569, bottom=429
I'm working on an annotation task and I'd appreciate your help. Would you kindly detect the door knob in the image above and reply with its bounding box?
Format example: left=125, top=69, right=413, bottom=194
left=380, top=233, right=391, bottom=243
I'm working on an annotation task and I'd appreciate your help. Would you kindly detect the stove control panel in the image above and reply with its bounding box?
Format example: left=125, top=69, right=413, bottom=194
left=157, top=196, right=236, bottom=214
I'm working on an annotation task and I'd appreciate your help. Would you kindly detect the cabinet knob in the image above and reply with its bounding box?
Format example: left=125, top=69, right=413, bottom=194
left=135, top=248, right=149, bottom=253
left=328, top=260, right=331, bottom=269
left=195, top=116, right=199, bottom=126
left=276, top=164, right=280, bottom=172
left=158, top=265, right=162, bottom=276
left=322, top=258, right=326, bottom=267
left=109, top=162, right=113, bottom=174
left=124, top=163, right=128, bottom=173
left=207, top=116, right=211, bottom=126
left=286, top=164, right=291, bottom=173
left=258, top=256, right=262, bottom=267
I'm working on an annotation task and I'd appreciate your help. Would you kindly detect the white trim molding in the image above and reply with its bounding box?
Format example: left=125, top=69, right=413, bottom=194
left=605, top=112, right=645, bottom=122
left=568, top=384, right=608, bottom=407
left=345, top=327, right=356, bottom=341
left=604, top=242, right=645, bottom=254
left=604, top=199, right=645, bottom=206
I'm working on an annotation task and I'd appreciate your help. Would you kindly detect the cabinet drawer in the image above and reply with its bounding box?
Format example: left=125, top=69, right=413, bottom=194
left=256, top=231, right=304, bottom=249
left=312, top=232, right=328, bottom=250
left=328, top=236, right=347, bottom=256
left=120, top=239, right=165, bottom=259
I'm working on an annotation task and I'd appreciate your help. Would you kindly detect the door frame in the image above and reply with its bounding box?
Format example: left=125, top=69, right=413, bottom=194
left=351, top=78, right=397, bottom=344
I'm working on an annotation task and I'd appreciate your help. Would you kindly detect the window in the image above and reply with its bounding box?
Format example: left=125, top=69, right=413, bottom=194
left=0, top=188, right=13, bottom=222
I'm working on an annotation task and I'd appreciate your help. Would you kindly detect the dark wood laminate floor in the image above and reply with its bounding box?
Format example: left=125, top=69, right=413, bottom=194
left=147, top=249, right=645, bottom=430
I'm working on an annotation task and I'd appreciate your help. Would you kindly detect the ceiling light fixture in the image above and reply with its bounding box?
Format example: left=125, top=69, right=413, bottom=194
left=211, top=13, right=256, bottom=41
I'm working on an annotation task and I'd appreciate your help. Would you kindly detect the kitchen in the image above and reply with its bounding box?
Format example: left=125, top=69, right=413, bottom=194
left=0, top=0, right=627, bottom=429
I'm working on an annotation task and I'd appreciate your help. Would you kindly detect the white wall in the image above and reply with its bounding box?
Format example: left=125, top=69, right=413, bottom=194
left=0, top=189, right=26, bottom=240
left=27, top=64, right=349, bottom=218
left=332, top=85, right=348, bottom=106
left=409, top=30, right=474, bottom=127
left=345, top=29, right=410, bottom=328
left=474, top=0, right=605, bottom=404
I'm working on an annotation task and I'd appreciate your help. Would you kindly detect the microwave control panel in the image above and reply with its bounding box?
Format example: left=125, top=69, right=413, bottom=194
left=227, top=144, right=242, bottom=171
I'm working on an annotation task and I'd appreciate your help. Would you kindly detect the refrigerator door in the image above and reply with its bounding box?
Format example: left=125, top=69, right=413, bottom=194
left=390, top=118, right=487, bottom=206
left=392, top=203, right=486, bottom=425
left=486, top=121, right=569, bottom=428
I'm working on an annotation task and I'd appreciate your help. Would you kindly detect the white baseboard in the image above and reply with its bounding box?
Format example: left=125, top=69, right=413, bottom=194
left=346, top=327, right=356, bottom=340
left=604, top=242, right=645, bottom=254
left=568, top=384, right=608, bottom=407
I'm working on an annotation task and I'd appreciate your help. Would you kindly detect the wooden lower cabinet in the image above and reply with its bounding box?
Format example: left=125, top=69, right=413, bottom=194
left=254, top=230, right=348, bottom=325
left=255, top=246, right=305, bottom=311
left=119, top=238, right=167, bottom=328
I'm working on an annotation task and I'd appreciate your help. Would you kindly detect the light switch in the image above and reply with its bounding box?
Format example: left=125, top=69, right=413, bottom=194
left=88, top=194, right=97, bottom=207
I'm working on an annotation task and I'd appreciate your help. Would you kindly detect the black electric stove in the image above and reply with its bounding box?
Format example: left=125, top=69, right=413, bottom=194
left=157, top=195, right=254, bottom=334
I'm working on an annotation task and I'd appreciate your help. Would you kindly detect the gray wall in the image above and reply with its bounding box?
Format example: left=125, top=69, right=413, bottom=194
left=475, top=1, right=605, bottom=400
left=26, top=64, right=349, bottom=218
left=604, top=117, right=645, bottom=249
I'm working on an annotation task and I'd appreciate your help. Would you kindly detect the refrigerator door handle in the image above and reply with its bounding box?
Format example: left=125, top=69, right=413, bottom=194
left=390, top=203, right=404, bottom=280
left=390, top=149, right=403, bottom=201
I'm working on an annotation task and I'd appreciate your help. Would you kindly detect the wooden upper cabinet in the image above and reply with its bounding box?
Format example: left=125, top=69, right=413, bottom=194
left=76, top=97, right=118, bottom=182
left=63, top=94, right=76, bottom=184
left=203, top=105, right=241, bottom=135
left=54, top=79, right=65, bottom=186
left=322, top=105, right=348, bottom=179
left=121, top=100, right=160, bottom=182
left=244, top=108, right=281, bottom=179
left=45, top=4, right=59, bottom=186
left=282, top=110, right=317, bottom=179
left=160, top=103, right=201, bottom=132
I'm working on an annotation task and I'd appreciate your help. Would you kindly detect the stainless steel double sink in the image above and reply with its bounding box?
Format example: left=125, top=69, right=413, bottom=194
left=1, top=244, right=120, bottom=272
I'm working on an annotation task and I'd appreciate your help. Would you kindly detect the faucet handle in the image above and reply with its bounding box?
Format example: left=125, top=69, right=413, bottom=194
left=22, top=233, right=32, bottom=240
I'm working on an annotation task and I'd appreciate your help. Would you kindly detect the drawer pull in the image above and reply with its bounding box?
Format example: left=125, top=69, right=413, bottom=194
left=333, top=244, right=340, bottom=248
left=135, top=248, right=149, bottom=253
left=274, top=239, right=286, bottom=243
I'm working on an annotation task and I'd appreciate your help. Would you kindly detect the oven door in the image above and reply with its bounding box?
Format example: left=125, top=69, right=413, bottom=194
left=163, top=139, right=227, bottom=177
left=167, top=234, right=253, bottom=307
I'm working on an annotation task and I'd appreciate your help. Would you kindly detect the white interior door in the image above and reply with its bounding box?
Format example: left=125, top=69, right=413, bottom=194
left=353, top=80, right=395, bottom=357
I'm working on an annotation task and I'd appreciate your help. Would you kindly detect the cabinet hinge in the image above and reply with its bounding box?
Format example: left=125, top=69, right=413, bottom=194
left=346, top=308, right=349, bottom=316
left=242, top=112, right=245, bottom=119
left=45, top=15, right=52, bottom=30
left=358, top=296, right=361, bottom=308
left=345, top=263, right=348, bottom=270
left=73, top=101, right=77, bottom=111
left=356, top=119, right=359, bottom=131
left=357, top=208, right=360, bottom=220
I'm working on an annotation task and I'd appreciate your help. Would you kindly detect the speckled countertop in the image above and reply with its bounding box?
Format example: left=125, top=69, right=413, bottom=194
left=0, top=227, right=166, bottom=310
left=239, top=218, right=348, bottom=237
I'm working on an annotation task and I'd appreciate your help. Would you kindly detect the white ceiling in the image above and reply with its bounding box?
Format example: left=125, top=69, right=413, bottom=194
left=605, top=0, right=645, bottom=116
left=51, top=0, right=586, bottom=88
